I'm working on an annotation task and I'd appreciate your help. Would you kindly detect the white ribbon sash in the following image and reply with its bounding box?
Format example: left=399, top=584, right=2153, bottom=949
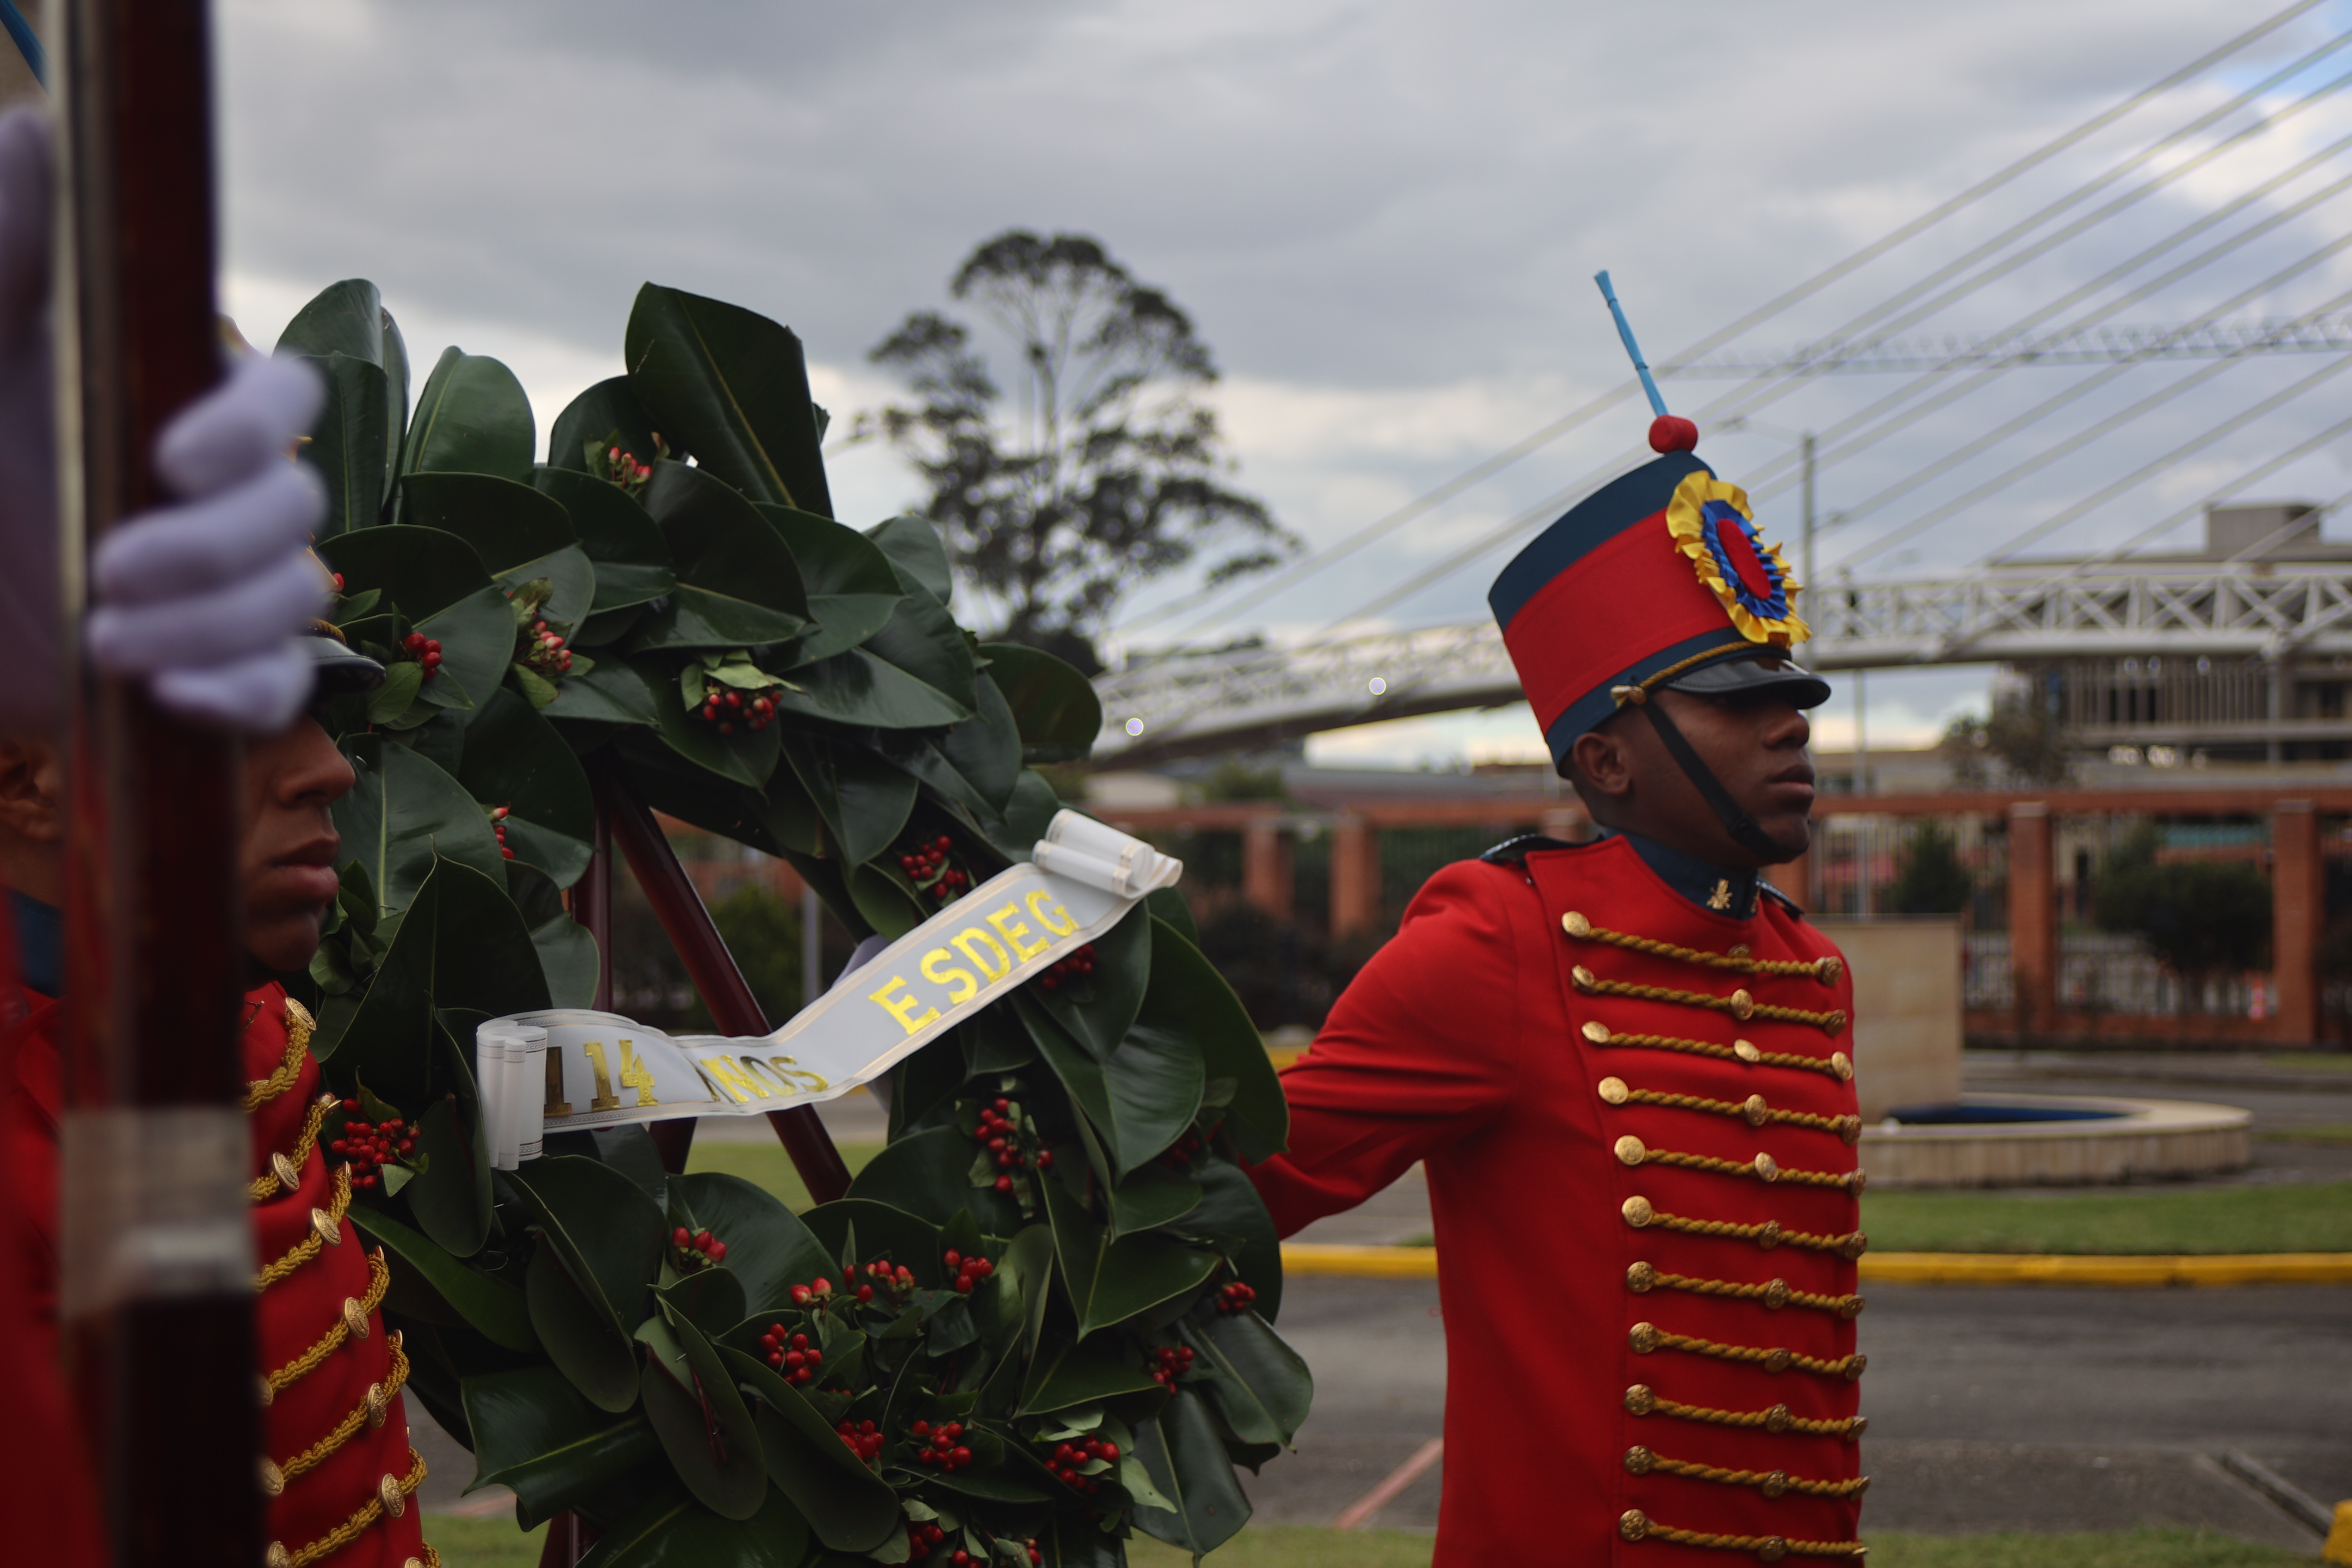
left=474, top=812, right=1180, bottom=1167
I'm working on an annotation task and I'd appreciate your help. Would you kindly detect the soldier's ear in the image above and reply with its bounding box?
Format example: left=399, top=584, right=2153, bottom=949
left=0, top=737, right=62, bottom=845
left=1568, top=727, right=1634, bottom=801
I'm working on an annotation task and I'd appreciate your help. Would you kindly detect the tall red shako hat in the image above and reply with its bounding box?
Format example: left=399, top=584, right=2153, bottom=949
left=1488, top=273, right=1827, bottom=780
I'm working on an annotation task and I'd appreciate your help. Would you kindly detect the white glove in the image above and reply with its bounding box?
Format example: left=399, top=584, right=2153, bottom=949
left=0, top=107, right=331, bottom=737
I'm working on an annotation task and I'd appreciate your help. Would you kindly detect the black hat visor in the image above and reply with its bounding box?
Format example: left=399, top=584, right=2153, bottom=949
left=1660, top=650, right=1831, bottom=709
left=303, top=633, right=387, bottom=695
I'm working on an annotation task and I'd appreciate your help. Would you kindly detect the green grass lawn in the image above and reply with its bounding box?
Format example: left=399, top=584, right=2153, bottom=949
left=684, top=1138, right=884, bottom=1211
left=1860, top=1180, right=2352, bottom=1254
left=2261, top=1125, right=2352, bottom=1146
left=2269, top=1051, right=2352, bottom=1071
left=422, top=1519, right=2312, bottom=1568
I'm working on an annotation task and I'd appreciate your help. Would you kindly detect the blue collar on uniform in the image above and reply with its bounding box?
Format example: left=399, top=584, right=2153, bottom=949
left=10, top=890, right=59, bottom=996
left=1612, top=830, right=1759, bottom=919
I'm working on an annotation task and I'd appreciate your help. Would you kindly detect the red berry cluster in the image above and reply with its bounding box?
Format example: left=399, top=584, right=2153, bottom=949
left=840, top=1258, right=913, bottom=1305
left=1158, top=1128, right=1206, bottom=1171
left=756, top=1323, right=821, bottom=1385
left=897, top=835, right=968, bottom=901
left=974, top=1096, right=1051, bottom=1192
left=328, top=1099, right=411, bottom=1189
left=401, top=631, right=444, bottom=679
left=906, top=1522, right=948, bottom=1560
left=489, top=804, right=516, bottom=861
left=1148, top=1344, right=1195, bottom=1388
left=697, top=683, right=780, bottom=736
left=1044, top=1433, right=1118, bottom=1492
left=601, top=444, right=654, bottom=496
left=836, top=1418, right=884, bottom=1464
left=786, top=1275, right=836, bottom=1307
left=521, top=618, right=573, bottom=677
left=1214, top=1280, right=1259, bottom=1315
left=1036, top=943, right=1096, bottom=992
left=943, top=1248, right=996, bottom=1295
left=669, top=1225, right=729, bottom=1270
left=946, top=1547, right=1041, bottom=1568
left=907, top=1418, right=973, bottom=1471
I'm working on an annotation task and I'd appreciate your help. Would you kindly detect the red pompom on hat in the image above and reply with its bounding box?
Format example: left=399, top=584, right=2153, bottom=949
left=1648, top=415, right=1698, bottom=453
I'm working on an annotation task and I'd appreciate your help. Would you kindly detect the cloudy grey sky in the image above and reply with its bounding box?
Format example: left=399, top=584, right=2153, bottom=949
left=212, top=0, right=2352, bottom=763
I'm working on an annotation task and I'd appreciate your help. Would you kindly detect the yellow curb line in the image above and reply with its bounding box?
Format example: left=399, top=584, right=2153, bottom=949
left=1279, top=1243, right=2352, bottom=1287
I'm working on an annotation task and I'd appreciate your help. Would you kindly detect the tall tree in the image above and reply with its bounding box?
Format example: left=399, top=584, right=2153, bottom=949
left=864, top=231, right=1295, bottom=673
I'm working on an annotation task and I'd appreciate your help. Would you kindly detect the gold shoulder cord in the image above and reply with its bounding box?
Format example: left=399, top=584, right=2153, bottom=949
left=1598, top=1077, right=1862, bottom=1144
left=1624, top=1384, right=1865, bottom=1441
left=1572, top=966, right=1847, bottom=1036
left=1625, top=1445, right=1870, bottom=1501
left=1619, top=1510, right=1864, bottom=1561
left=1620, top=1195, right=1867, bottom=1261
left=250, top=1092, right=336, bottom=1203
left=260, top=1333, right=411, bottom=1490
left=263, top=1447, right=431, bottom=1568
left=1582, top=1022, right=1853, bottom=1083
left=1612, top=1133, right=1864, bottom=1193
left=1564, top=912, right=1843, bottom=987
left=1628, top=1321, right=1865, bottom=1382
left=257, top=1162, right=351, bottom=1289
left=1626, top=1260, right=1865, bottom=1320
left=260, top=1249, right=392, bottom=1403
left=243, top=998, right=317, bottom=1113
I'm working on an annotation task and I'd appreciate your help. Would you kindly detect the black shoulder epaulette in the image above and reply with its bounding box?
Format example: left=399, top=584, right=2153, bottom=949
left=1759, top=881, right=1808, bottom=922
left=1479, top=833, right=1580, bottom=866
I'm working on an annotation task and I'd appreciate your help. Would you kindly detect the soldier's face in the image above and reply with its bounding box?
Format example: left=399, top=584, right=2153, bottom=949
left=240, top=714, right=356, bottom=973
left=1571, top=688, right=1815, bottom=867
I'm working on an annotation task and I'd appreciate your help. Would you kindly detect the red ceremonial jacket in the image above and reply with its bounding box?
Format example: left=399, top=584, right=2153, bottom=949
left=1, top=979, right=432, bottom=1568
left=1248, top=834, right=1865, bottom=1566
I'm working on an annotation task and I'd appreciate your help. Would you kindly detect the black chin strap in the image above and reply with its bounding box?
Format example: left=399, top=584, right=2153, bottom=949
left=1638, top=699, right=1789, bottom=864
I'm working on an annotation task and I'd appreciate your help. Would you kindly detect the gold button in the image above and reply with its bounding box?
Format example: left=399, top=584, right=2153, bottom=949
left=1598, top=1077, right=1630, bottom=1105
left=1823, top=1010, right=1848, bottom=1037
left=309, top=1207, right=336, bottom=1246
left=1628, top=1322, right=1660, bottom=1354
left=266, top=1547, right=291, bottom=1568
left=1572, top=965, right=1599, bottom=992
left=1614, top=1135, right=1647, bottom=1167
left=1839, top=1116, right=1862, bottom=1145
left=1848, top=1169, right=1868, bottom=1194
left=1626, top=1261, right=1657, bottom=1293
left=1846, top=1353, right=1868, bottom=1380
left=1742, top=1093, right=1769, bottom=1126
left=1621, top=1195, right=1655, bottom=1228
left=1623, top=1445, right=1655, bottom=1475
left=1764, top=1403, right=1792, bottom=1433
left=257, top=1373, right=274, bottom=1409
left=407, top=1560, right=426, bottom=1568
left=1729, top=988, right=1755, bottom=1019
left=367, top=1382, right=389, bottom=1429
left=1733, top=1039, right=1762, bottom=1063
left=258, top=1458, right=284, bottom=1498
left=1756, top=1219, right=1782, bottom=1250
left=1841, top=1295, right=1866, bottom=1319
left=1728, top=944, right=1751, bottom=960
left=1763, top=1347, right=1792, bottom=1372
left=1619, top=1510, right=1651, bottom=1543
left=1582, top=1020, right=1613, bottom=1044
left=1760, top=1470, right=1790, bottom=1499
left=1831, top=1051, right=1853, bottom=1081
left=271, top=1152, right=300, bottom=1189
left=1563, top=911, right=1592, bottom=938
left=1848, top=1415, right=1868, bottom=1440
left=343, top=1298, right=371, bottom=1339
left=1752, top=1152, right=1779, bottom=1182
left=1815, top=956, right=1843, bottom=986
left=1762, top=1278, right=1791, bottom=1310
left=379, top=1473, right=407, bottom=1519
left=1759, top=1538, right=1789, bottom=1564
left=1841, top=1231, right=1869, bottom=1261
left=1623, top=1384, right=1656, bottom=1415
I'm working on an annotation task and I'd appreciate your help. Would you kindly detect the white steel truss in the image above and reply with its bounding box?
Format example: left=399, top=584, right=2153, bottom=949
left=1092, top=562, right=2352, bottom=761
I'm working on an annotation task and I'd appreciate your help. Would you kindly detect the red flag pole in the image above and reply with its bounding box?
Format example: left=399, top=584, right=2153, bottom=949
left=53, top=1, right=260, bottom=1565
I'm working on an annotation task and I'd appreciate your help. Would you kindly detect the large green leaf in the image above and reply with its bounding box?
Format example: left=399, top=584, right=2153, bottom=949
left=673, top=1173, right=834, bottom=1317
left=291, top=352, right=390, bottom=538
left=882, top=676, right=1021, bottom=821
left=576, top=1485, right=808, bottom=1568
left=723, top=1346, right=901, bottom=1553
left=1020, top=994, right=1202, bottom=1182
left=625, top=284, right=832, bottom=517
left=538, top=466, right=677, bottom=611
left=1029, top=903, right=1152, bottom=1063
left=756, top=503, right=901, bottom=661
left=332, top=736, right=506, bottom=921
left=637, top=1308, right=768, bottom=1520
left=543, top=658, right=663, bottom=727
left=532, top=912, right=600, bottom=1008
left=1145, top=918, right=1288, bottom=1164
left=320, top=525, right=517, bottom=714
left=775, top=730, right=916, bottom=867
left=457, top=689, right=595, bottom=887
left=461, top=1366, right=663, bottom=1528
left=797, top=1199, right=940, bottom=1286
left=842, top=1125, right=1020, bottom=1234
left=866, top=515, right=953, bottom=603
left=981, top=643, right=1102, bottom=764
left=1016, top=1332, right=1162, bottom=1417
left=348, top=1204, right=536, bottom=1351
left=1104, top=1164, right=1203, bottom=1242
left=1180, top=1309, right=1312, bottom=1449
left=548, top=374, right=680, bottom=473
left=524, top=1242, right=640, bottom=1415
left=403, top=345, right=534, bottom=484
left=1131, top=1388, right=1251, bottom=1558
left=1173, top=1162, right=1284, bottom=1325
left=648, top=674, right=780, bottom=792
left=1039, top=1167, right=1219, bottom=1337
left=323, top=858, right=551, bottom=1107
left=405, top=1020, right=493, bottom=1256
left=610, top=731, right=794, bottom=858
left=511, top=1157, right=668, bottom=1412
left=401, top=472, right=595, bottom=627
left=278, top=277, right=389, bottom=362
left=631, top=462, right=810, bottom=649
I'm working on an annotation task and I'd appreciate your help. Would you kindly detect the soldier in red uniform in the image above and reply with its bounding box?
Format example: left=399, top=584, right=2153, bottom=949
left=0, top=634, right=437, bottom=1568
left=1246, top=416, right=1865, bottom=1564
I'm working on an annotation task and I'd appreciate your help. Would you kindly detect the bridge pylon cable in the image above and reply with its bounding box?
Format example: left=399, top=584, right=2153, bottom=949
left=2055, top=409, right=2352, bottom=570
left=1110, top=2, right=2324, bottom=646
